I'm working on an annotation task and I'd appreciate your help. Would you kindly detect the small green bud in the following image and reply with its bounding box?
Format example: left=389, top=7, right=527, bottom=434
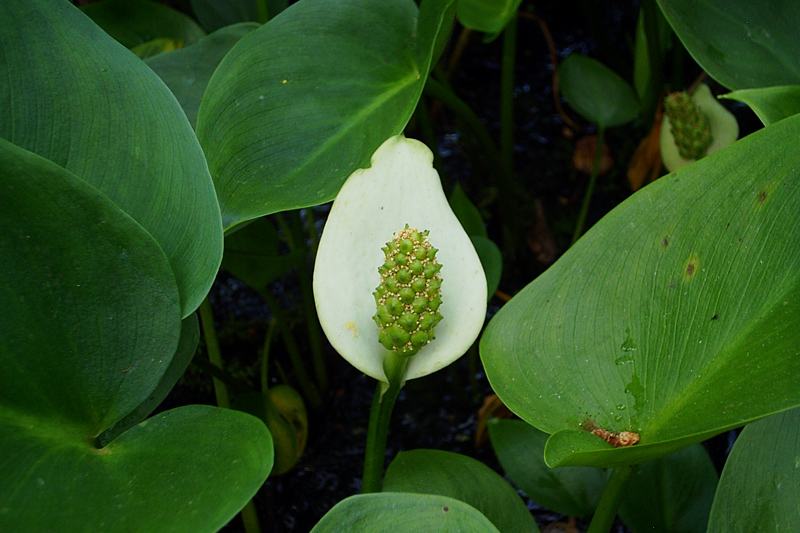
left=664, top=91, right=713, bottom=160
left=373, top=225, right=443, bottom=356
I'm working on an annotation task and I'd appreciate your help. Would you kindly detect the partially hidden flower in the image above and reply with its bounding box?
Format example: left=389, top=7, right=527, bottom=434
left=660, top=84, right=739, bottom=172
left=313, top=135, right=487, bottom=383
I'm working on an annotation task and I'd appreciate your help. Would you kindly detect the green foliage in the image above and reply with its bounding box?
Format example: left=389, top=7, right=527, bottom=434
left=707, top=408, right=800, bottom=531
left=81, top=0, right=207, bottom=49
left=0, top=0, right=222, bottom=317
left=0, top=1, right=272, bottom=530
left=489, top=419, right=608, bottom=517
left=657, top=0, right=800, bottom=90
left=383, top=449, right=539, bottom=532
left=559, top=54, right=641, bottom=129
left=619, top=444, right=718, bottom=532
left=0, top=139, right=272, bottom=531
left=5, top=0, right=800, bottom=529
left=146, top=23, right=261, bottom=127
left=310, top=492, right=501, bottom=532
left=456, top=0, right=523, bottom=36
left=722, top=85, right=800, bottom=126
left=482, top=113, right=800, bottom=468
left=196, top=0, right=456, bottom=231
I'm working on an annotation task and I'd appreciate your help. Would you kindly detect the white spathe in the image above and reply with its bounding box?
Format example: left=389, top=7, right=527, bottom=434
left=313, top=135, right=487, bottom=383
left=660, top=84, right=739, bottom=172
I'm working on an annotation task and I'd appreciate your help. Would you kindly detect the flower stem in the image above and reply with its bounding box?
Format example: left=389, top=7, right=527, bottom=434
left=586, top=464, right=635, bottom=533
left=571, top=126, right=606, bottom=245
left=361, top=352, right=409, bottom=493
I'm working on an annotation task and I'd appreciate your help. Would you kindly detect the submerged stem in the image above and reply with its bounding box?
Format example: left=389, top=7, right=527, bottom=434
left=587, top=464, right=635, bottom=533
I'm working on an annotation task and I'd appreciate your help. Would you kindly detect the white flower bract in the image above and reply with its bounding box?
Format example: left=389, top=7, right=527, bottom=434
left=313, top=135, right=487, bottom=382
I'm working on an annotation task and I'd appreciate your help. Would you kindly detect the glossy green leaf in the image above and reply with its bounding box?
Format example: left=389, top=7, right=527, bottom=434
left=0, top=0, right=223, bottom=317
left=146, top=23, right=261, bottom=128
left=488, top=419, right=608, bottom=517
left=98, top=314, right=201, bottom=446
left=196, top=0, right=456, bottom=231
left=457, top=0, right=523, bottom=35
left=657, top=0, right=800, bottom=90
left=707, top=409, right=800, bottom=532
left=0, top=140, right=272, bottom=531
left=471, top=236, right=503, bottom=299
left=0, top=138, right=181, bottom=432
left=311, top=493, right=500, bottom=532
left=383, top=449, right=539, bottom=533
left=559, top=54, right=641, bottom=129
left=619, top=444, right=718, bottom=533
left=450, top=183, right=488, bottom=239
left=82, top=0, right=206, bottom=48
left=221, top=216, right=305, bottom=294
left=721, top=85, right=800, bottom=126
left=1, top=405, right=272, bottom=532
left=481, top=113, right=800, bottom=468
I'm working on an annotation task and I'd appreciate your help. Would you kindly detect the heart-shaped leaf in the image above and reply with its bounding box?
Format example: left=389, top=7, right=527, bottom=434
left=146, top=23, right=261, bottom=128
left=196, top=0, right=456, bottom=230
left=383, top=449, right=539, bottom=532
left=488, top=419, right=608, bottom=517
left=0, top=0, right=222, bottom=317
left=706, top=408, right=800, bottom=532
left=657, top=0, right=800, bottom=90
left=481, top=113, right=800, bottom=468
left=0, top=138, right=181, bottom=430
left=311, top=493, right=500, bottom=532
left=1, top=405, right=272, bottom=532
left=0, top=139, right=272, bottom=530
left=81, top=0, right=207, bottom=48
left=559, top=55, right=641, bottom=129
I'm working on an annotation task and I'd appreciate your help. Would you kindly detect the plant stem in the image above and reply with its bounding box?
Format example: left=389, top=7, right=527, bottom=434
left=361, top=352, right=409, bottom=493
left=199, top=297, right=230, bottom=409
left=255, top=0, right=269, bottom=23
left=571, top=126, right=606, bottom=244
left=500, top=14, right=517, bottom=174
left=587, top=464, right=635, bottom=533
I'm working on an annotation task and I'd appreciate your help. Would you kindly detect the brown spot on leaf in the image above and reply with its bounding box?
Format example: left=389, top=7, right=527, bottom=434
left=442, top=506, right=449, bottom=513
left=711, top=314, right=719, bottom=320
left=684, top=255, right=700, bottom=280
left=758, top=191, right=766, bottom=202
left=662, top=237, right=669, bottom=247
left=589, top=428, right=640, bottom=447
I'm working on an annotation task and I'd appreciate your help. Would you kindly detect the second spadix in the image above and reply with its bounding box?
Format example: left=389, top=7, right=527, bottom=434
left=313, top=135, right=487, bottom=383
